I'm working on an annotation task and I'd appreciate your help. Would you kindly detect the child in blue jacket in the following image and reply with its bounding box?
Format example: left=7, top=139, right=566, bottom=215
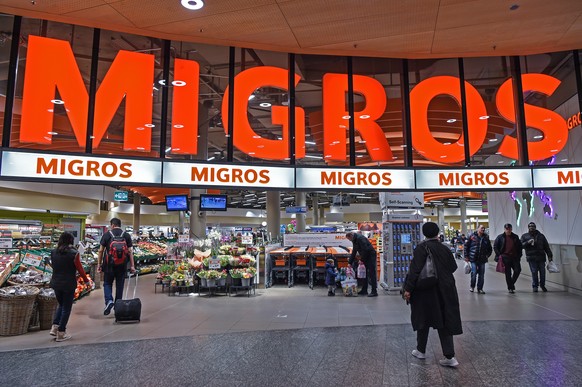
left=325, top=258, right=337, bottom=296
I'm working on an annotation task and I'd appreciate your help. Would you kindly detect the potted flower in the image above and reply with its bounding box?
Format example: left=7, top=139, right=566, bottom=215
left=218, top=270, right=228, bottom=286
left=241, top=271, right=253, bottom=287
left=218, top=255, right=231, bottom=268
left=206, top=269, right=220, bottom=287
left=229, top=268, right=243, bottom=286
left=197, top=270, right=208, bottom=287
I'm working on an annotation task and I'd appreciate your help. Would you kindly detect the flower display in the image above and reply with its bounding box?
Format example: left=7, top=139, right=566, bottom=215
left=197, top=270, right=207, bottom=279
left=206, top=270, right=221, bottom=279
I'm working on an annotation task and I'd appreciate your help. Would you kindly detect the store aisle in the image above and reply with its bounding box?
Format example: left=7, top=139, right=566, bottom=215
left=2, top=261, right=582, bottom=385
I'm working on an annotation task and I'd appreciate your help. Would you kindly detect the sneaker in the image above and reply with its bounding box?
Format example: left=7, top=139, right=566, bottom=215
left=104, top=301, right=114, bottom=316
left=439, top=357, right=459, bottom=367
left=508, top=289, right=515, bottom=294
left=477, top=289, right=486, bottom=294
left=469, top=288, right=474, bottom=293
left=411, top=349, right=426, bottom=359
left=541, top=286, right=548, bottom=292
left=533, top=288, right=538, bottom=293
left=55, top=331, right=72, bottom=342
left=367, top=292, right=378, bottom=297
left=49, top=324, right=59, bottom=336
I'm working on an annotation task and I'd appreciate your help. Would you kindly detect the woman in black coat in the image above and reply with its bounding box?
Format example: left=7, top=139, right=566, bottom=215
left=49, top=232, right=90, bottom=342
left=403, top=222, right=462, bottom=367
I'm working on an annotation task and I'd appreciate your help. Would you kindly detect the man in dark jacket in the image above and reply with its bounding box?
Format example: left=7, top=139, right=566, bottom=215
left=493, top=223, right=523, bottom=294
left=403, top=222, right=462, bottom=368
left=346, top=232, right=377, bottom=297
left=520, top=222, right=553, bottom=292
left=464, top=225, right=492, bottom=294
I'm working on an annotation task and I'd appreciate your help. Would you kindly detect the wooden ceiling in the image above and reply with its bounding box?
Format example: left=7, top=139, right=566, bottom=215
left=0, top=0, right=580, bottom=59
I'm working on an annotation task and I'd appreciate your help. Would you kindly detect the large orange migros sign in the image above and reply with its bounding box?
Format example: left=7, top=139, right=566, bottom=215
left=20, top=36, right=570, bottom=163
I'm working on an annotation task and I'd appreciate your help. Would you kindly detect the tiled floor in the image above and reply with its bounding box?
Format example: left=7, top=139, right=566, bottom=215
left=1, top=262, right=582, bottom=386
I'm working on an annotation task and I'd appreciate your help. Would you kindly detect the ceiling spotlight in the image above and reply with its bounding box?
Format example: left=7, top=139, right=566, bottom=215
left=446, top=119, right=456, bottom=123
left=181, top=0, right=204, bottom=10
left=259, top=102, right=272, bottom=108
left=479, top=115, right=490, bottom=120
left=51, top=99, right=65, bottom=105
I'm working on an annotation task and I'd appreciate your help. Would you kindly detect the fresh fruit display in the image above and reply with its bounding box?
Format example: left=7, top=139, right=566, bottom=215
left=74, top=274, right=94, bottom=300
left=133, top=240, right=167, bottom=260
left=10, top=268, right=51, bottom=285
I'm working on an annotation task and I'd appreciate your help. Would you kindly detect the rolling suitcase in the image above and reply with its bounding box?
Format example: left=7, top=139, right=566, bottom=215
left=114, top=272, right=141, bottom=323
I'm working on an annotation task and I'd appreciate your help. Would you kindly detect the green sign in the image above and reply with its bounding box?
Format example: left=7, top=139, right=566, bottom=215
left=114, top=191, right=128, bottom=201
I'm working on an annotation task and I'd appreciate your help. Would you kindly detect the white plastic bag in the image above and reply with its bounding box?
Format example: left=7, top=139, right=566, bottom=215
left=464, top=261, right=471, bottom=275
left=547, top=261, right=560, bottom=273
left=357, top=261, right=367, bottom=278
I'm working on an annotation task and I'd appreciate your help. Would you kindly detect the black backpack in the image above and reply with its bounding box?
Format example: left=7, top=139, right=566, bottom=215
left=107, top=230, right=129, bottom=267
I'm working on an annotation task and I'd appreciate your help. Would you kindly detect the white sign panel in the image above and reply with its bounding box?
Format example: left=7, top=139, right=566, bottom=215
left=1, top=151, right=162, bottom=184
left=387, top=214, right=423, bottom=222
left=415, top=168, right=532, bottom=190
left=296, top=168, right=414, bottom=190
left=163, top=162, right=294, bottom=189
left=0, top=237, right=12, bottom=248
left=533, top=167, right=582, bottom=188
left=380, top=192, right=424, bottom=209
left=283, top=233, right=348, bottom=247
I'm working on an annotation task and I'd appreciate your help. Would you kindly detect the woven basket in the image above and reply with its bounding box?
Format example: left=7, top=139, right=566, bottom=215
left=0, top=285, right=40, bottom=336
left=37, top=294, right=58, bottom=330
left=28, top=300, right=40, bottom=332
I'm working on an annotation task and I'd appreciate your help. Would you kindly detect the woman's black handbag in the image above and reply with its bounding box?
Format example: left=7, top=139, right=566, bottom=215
left=416, top=244, right=438, bottom=290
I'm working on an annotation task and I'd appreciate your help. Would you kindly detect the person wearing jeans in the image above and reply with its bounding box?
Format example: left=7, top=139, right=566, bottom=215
left=97, top=218, right=135, bottom=315
left=520, top=222, right=553, bottom=292
left=493, top=223, right=523, bottom=294
left=49, top=232, right=90, bottom=342
left=464, top=225, right=492, bottom=294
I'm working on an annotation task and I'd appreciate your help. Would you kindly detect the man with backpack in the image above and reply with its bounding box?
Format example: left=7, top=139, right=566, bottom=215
left=97, top=218, right=135, bottom=316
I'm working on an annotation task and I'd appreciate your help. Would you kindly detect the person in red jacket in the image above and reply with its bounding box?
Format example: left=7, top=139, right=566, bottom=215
left=49, top=232, right=90, bottom=342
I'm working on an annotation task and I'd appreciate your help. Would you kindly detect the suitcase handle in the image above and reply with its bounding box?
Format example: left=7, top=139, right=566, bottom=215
left=124, top=271, right=138, bottom=299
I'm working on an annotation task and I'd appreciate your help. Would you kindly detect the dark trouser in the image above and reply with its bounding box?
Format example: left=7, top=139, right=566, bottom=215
left=52, top=288, right=75, bottom=332
left=528, top=260, right=546, bottom=289
left=502, top=256, right=521, bottom=290
left=103, top=265, right=126, bottom=305
left=360, top=257, right=377, bottom=294
left=417, top=327, right=455, bottom=358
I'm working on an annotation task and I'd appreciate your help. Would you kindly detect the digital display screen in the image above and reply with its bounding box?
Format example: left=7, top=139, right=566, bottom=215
left=401, top=234, right=411, bottom=244
left=165, top=195, right=189, bottom=212
left=200, top=194, right=228, bottom=211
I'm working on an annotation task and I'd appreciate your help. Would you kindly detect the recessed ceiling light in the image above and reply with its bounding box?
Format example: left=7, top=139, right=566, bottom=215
left=498, top=161, right=504, bottom=164
left=144, top=124, right=155, bottom=128
left=259, top=102, right=272, bottom=108
left=181, top=0, right=204, bottom=10
left=446, top=119, right=456, bottom=123
left=173, top=124, right=184, bottom=128
left=533, top=135, right=543, bottom=139
left=51, top=99, right=64, bottom=105
left=479, top=115, right=490, bottom=120
left=359, top=115, right=370, bottom=119
left=443, top=142, right=451, bottom=145
left=561, top=159, right=568, bottom=162
left=172, top=80, right=187, bottom=86
left=489, top=138, right=498, bottom=142
left=47, top=131, right=58, bottom=135
left=342, top=115, right=351, bottom=120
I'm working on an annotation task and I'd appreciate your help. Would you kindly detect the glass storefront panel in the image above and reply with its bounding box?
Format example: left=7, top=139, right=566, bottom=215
left=91, top=29, right=162, bottom=158
left=165, top=41, right=229, bottom=162
left=11, top=19, right=93, bottom=153
left=0, top=14, right=14, bottom=145
left=463, top=56, right=514, bottom=167
left=521, top=52, right=578, bottom=166
left=228, top=47, right=290, bottom=166
left=408, top=58, right=463, bottom=167
left=352, top=57, right=403, bottom=166
left=295, top=54, right=348, bottom=166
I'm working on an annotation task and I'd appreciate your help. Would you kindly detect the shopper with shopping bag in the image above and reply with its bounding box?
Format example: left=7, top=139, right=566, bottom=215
left=402, top=222, right=462, bottom=368
left=493, top=223, right=523, bottom=294
left=346, top=232, right=378, bottom=297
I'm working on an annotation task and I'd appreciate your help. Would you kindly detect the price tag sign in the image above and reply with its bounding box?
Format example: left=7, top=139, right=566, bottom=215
left=178, top=234, right=189, bottom=243
left=241, top=235, right=253, bottom=245
left=208, top=258, right=221, bottom=269
left=0, top=237, right=12, bottom=248
left=22, top=252, right=42, bottom=267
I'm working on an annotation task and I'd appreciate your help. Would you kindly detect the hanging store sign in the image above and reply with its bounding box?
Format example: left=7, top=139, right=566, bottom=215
left=0, top=151, right=162, bottom=184
left=532, top=167, right=582, bottom=188
left=285, top=206, right=308, bottom=214
left=379, top=192, right=424, bottom=209
left=415, top=168, right=532, bottom=190
left=18, top=35, right=573, bottom=166
left=296, top=168, right=414, bottom=190
left=162, top=162, right=294, bottom=189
